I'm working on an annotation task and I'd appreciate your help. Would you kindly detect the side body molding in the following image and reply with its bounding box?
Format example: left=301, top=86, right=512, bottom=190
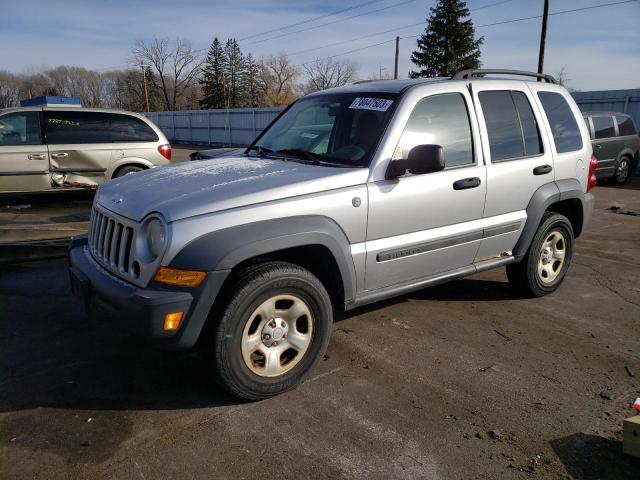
left=169, top=215, right=358, bottom=305
left=513, top=179, right=586, bottom=260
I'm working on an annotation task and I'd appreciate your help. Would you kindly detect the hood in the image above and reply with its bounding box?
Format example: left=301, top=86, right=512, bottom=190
left=96, top=156, right=369, bottom=222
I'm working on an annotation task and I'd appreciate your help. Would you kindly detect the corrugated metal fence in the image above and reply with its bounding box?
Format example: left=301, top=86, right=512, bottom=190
left=572, top=89, right=640, bottom=127
left=145, top=108, right=283, bottom=146
left=144, top=89, right=640, bottom=147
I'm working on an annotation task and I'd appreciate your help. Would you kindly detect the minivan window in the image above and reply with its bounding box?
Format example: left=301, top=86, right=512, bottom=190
left=592, top=116, right=615, bottom=139
left=110, top=114, right=159, bottom=142
left=45, top=111, right=111, bottom=144
left=479, top=90, right=542, bottom=161
left=537, top=92, right=583, bottom=153
left=397, top=92, right=474, bottom=167
left=0, top=112, right=42, bottom=146
left=45, top=111, right=158, bottom=144
left=616, top=115, right=636, bottom=136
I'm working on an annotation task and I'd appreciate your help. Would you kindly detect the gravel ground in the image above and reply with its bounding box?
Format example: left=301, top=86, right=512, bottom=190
left=1, top=179, right=639, bottom=479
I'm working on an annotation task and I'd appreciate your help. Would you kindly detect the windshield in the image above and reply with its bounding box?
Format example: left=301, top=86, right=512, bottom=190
left=249, top=92, right=398, bottom=167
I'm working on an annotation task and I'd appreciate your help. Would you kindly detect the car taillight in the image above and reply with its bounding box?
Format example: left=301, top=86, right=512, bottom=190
left=587, top=154, right=597, bottom=192
left=158, top=144, right=172, bottom=160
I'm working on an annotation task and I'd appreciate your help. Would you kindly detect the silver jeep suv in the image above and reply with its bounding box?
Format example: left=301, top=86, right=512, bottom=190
left=69, top=69, right=595, bottom=400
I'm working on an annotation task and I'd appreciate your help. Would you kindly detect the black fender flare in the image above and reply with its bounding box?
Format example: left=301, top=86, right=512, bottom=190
left=169, top=215, right=357, bottom=304
left=513, top=179, right=585, bottom=260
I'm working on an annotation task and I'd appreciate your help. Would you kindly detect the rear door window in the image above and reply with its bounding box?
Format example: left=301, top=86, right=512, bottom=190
left=537, top=92, right=583, bottom=153
left=45, top=111, right=111, bottom=144
left=592, top=116, right=616, bottom=139
left=616, top=115, right=636, bottom=136
left=0, top=112, right=42, bottom=146
left=478, top=90, right=542, bottom=161
left=109, top=114, right=158, bottom=142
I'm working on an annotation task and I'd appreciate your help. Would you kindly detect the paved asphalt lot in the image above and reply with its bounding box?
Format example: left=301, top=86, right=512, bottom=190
left=1, top=176, right=639, bottom=479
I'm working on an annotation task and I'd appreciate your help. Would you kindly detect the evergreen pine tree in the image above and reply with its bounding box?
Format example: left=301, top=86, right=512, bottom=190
left=223, top=38, right=245, bottom=108
left=199, top=37, right=226, bottom=109
left=409, top=0, right=483, bottom=78
left=241, top=54, right=262, bottom=107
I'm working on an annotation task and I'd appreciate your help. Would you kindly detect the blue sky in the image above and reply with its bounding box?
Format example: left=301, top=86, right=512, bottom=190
left=1, top=0, right=638, bottom=90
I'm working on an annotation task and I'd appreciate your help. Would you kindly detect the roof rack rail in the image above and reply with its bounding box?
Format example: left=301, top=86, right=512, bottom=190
left=451, top=69, right=557, bottom=84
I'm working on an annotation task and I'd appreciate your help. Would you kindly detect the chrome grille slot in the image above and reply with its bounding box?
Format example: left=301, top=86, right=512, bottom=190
left=88, top=205, right=139, bottom=281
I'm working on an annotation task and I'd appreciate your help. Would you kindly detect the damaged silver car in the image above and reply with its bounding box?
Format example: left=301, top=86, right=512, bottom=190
left=0, top=107, right=173, bottom=193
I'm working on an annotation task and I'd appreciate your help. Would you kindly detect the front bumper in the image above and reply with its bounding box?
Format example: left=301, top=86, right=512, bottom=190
left=68, top=235, right=229, bottom=349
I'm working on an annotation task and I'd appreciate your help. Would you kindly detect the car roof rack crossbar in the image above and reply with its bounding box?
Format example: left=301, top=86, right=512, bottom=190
left=451, top=69, right=557, bottom=84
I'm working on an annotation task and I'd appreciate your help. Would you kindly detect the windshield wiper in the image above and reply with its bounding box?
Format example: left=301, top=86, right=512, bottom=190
left=247, top=145, right=275, bottom=158
left=276, top=148, right=323, bottom=165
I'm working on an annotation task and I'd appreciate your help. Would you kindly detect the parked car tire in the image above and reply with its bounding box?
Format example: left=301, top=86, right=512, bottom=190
left=611, top=156, right=632, bottom=185
left=205, top=262, right=333, bottom=400
left=114, top=165, right=144, bottom=178
left=506, top=212, right=574, bottom=297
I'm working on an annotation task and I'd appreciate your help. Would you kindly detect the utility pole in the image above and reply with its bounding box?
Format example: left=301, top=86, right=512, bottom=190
left=394, top=36, right=400, bottom=79
left=537, top=0, right=549, bottom=75
left=379, top=64, right=386, bottom=80
left=140, top=63, right=150, bottom=112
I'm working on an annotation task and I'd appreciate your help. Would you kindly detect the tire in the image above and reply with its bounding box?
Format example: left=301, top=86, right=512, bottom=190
left=611, top=156, right=631, bottom=185
left=506, top=212, right=574, bottom=298
left=205, top=262, right=333, bottom=400
left=114, top=165, right=144, bottom=178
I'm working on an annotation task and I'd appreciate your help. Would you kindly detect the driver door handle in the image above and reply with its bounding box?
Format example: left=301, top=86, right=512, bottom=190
left=27, top=153, right=47, bottom=160
left=453, top=177, right=481, bottom=190
left=51, top=152, right=69, bottom=159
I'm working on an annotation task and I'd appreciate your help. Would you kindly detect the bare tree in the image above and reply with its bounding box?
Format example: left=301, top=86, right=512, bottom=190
left=555, top=66, right=574, bottom=91
left=302, top=58, right=358, bottom=94
left=259, top=53, right=300, bottom=107
left=132, top=37, right=203, bottom=110
left=0, top=71, right=21, bottom=108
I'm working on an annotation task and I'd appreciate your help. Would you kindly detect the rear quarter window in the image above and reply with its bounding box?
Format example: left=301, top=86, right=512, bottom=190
left=109, top=114, right=159, bottom=142
left=537, top=92, right=583, bottom=153
left=616, top=115, right=636, bottom=136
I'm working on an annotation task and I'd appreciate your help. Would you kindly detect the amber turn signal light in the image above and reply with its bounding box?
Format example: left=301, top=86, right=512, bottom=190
left=154, top=267, right=206, bottom=287
left=163, top=312, right=184, bottom=331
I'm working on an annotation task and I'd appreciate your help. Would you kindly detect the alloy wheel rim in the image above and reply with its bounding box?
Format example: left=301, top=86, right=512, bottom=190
left=241, top=294, right=314, bottom=377
left=537, top=229, right=566, bottom=284
left=616, top=159, right=629, bottom=183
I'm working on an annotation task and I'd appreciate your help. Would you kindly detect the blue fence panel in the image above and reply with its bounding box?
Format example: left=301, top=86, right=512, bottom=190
left=143, top=108, right=283, bottom=146
left=572, top=89, right=640, bottom=128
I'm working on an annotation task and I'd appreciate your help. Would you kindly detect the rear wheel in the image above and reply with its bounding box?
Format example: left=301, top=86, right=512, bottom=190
left=206, top=262, right=333, bottom=400
left=506, top=212, right=574, bottom=297
left=611, top=156, right=631, bottom=185
left=114, top=165, right=144, bottom=178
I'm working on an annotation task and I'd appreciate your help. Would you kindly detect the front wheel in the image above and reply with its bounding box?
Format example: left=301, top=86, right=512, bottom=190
left=506, top=212, right=574, bottom=297
left=206, top=262, right=333, bottom=400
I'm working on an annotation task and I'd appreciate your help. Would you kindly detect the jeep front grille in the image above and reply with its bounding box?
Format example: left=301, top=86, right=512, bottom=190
left=88, top=206, right=136, bottom=276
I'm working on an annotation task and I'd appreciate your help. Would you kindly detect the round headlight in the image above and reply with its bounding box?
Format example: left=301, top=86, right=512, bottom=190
left=145, top=217, right=166, bottom=259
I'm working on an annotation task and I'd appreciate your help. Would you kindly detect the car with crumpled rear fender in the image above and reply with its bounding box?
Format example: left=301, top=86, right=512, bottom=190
left=0, top=107, right=173, bottom=193
left=69, top=69, right=595, bottom=400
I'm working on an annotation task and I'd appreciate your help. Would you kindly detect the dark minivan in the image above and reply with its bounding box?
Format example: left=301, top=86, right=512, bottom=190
left=583, top=112, right=638, bottom=185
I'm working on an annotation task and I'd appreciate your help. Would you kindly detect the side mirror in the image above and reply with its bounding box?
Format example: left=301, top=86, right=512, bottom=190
left=386, top=144, right=445, bottom=179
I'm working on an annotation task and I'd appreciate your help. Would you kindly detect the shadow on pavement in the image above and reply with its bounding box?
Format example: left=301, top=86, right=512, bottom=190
left=551, top=433, right=640, bottom=479
left=0, top=260, right=238, bottom=415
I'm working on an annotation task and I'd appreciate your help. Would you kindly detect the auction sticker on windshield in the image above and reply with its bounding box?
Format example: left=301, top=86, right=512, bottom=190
left=349, top=97, right=394, bottom=112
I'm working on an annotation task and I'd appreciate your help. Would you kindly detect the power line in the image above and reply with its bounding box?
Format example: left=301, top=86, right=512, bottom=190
left=401, top=0, right=639, bottom=37
left=289, top=0, right=517, bottom=57
left=298, top=0, right=638, bottom=67
left=238, top=0, right=387, bottom=42
left=241, top=0, right=420, bottom=47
